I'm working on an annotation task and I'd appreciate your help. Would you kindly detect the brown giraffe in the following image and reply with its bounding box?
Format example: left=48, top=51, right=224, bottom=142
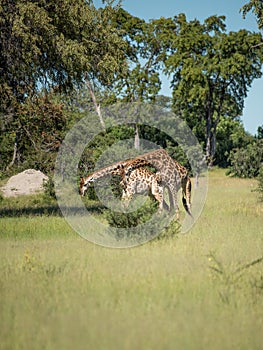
left=123, top=150, right=192, bottom=217
left=112, top=166, right=168, bottom=211
left=79, top=149, right=192, bottom=218
left=79, top=158, right=151, bottom=196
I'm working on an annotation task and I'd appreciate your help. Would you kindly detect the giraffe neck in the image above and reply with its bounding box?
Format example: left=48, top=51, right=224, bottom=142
left=89, top=161, right=129, bottom=181
left=86, top=149, right=163, bottom=181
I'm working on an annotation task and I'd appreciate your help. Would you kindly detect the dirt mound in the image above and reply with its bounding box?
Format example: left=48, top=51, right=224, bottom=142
left=1, top=169, right=48, bottom=198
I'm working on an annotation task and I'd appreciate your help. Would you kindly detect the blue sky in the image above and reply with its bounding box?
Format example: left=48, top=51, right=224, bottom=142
left=120, top=0, right=263, bottom=135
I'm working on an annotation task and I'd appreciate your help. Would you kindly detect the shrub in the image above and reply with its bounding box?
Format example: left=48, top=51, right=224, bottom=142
left=103, top=199, right=179, bottom=241
left=43, top=177, right=56, bottom=199
left=103, top=199, right=158, bottom=229
left=227, top=139, right=263, bottom=178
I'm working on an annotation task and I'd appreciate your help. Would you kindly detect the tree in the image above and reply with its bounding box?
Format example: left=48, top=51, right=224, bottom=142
left=151, top=14, right=263, bottom=166
left=1, top=92, right=67, bottom=174
left=241, top=0, right=263, bottom=50
left=241, top=0, right=263, bottom=32
left=0, top=0, right=128, bottom=170
left=0, top=0, right=128, bottom=104
left=111, top=9, right=163, bottom=149
left=112, top=8, right=162, bottom=103
left=215, top=117, right=253, bottom=167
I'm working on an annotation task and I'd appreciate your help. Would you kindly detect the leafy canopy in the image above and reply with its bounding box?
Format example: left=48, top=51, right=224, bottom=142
left=241, top=0, right=263, bottom=31
left=0, top=0, right=128, bottom=113
left=150, top=14, right=263, bottom=164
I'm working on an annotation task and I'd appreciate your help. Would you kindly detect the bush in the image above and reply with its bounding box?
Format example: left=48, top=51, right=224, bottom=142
left=43, top=177, right=56, bottom=199
left=103, top=199, right=158, bottom=229
left=103, top=199, right=179, bottom=241
left=227, top=139, right=263, bottom=178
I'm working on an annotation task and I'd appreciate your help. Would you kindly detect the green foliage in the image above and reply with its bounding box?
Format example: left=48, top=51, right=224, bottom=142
left=0, top=0, right=127, bottom=107
left=0, top=0, right=128, bottom=174
left=227, top=139, right=263, bottom=178
left=1, top=0, right=262, bottom=178
left=43, top=177, right=56, bottom=200
left=78, top=124, right=135, bottom=176
left=77, top=116, right=192, bottom=179
left=0, top=194, right=60, bottom=218
left=111, top=8, right=162, bottom=102
left=103, top=199, right=178, bottom=241
left=215, top=117, right=253, bottom=167
left=241, top=0, right=263, bottom=31
left=151, top=14, right=263, bottom=165
left=257, top=124, right=263, bottom=139
left=1, top=93, right=67, bottom=174
left=103, top=200, right=158, bottom=229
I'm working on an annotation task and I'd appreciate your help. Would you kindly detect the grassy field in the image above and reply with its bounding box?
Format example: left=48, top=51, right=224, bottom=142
left=0, top=169, right=263, bottom=350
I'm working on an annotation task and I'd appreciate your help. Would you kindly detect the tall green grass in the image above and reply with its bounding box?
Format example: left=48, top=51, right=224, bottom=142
left=0, top=169, right=263, bottom=350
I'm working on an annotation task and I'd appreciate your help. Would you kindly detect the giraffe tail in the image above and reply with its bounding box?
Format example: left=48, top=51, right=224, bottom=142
left=182, top=197, right=192, bottom=217
left=181, top=176, right=193, bottom=217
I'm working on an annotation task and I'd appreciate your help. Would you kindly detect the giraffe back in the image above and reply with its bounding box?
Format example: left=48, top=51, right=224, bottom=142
left=126, top=168, right=162, bottom=194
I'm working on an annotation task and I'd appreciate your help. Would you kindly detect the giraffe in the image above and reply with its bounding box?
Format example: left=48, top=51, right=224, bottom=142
left=79, top=149, right=192, bottom=218
left=79, top=158, right=151, bottom=196
left=111, top=166, right=168, bottom=211
left=123, top=150, right=192, bottom=217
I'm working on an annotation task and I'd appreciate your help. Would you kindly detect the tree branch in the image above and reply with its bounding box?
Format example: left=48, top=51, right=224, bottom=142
left=6, top=128, right=20, bottom=172
left=85, top=79, right=106, bottom=131
left=251, top=42, right=263, bottom=48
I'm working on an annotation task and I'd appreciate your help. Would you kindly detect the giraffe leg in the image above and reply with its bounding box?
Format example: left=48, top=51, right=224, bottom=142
left=162, top=199, right=170, bottom=211
left=121, top=182, right=135, bottom=208
left=166, top=185, right=175, bottom=211
left=169, top=183, right=179, bottom=219
left=151, top=182, right=164, bottom=212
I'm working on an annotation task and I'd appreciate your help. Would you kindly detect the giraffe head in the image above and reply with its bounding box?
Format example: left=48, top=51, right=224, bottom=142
left=79, top=175, right=95, bottom=197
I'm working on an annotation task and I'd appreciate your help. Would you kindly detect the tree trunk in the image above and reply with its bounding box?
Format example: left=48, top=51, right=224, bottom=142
left=211, top=132, right=217, bottom=162
left=205, top=111, right=213, bottom=167
left=6, top=128, right=20, bottom=172
left=206, top=124, right=219, bottom=168
left=134, top=124, right=140, bottom=150
left=85, top=79, right=106, bottom=131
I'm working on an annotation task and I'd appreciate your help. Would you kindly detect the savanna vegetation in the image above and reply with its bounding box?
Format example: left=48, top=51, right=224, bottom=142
left=0, top=1, right=263, bottom=348
left=1, top=169, right=263, bottom=349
